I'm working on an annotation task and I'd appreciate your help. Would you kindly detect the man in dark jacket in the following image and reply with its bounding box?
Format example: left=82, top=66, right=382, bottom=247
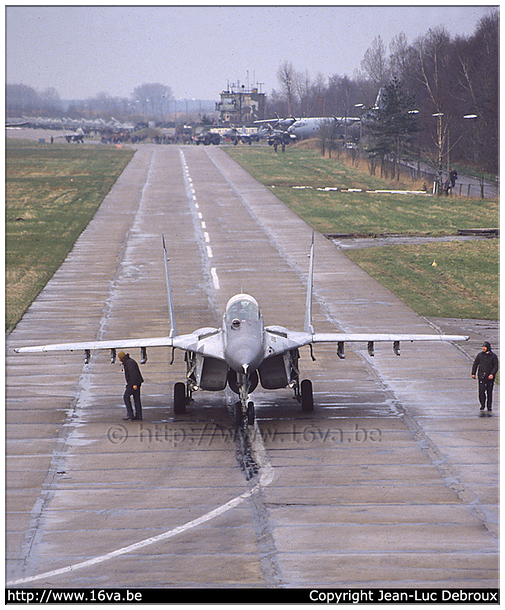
left=118, top=351, right=144, bottom=420
left=472, top=342, right=499, bottom=411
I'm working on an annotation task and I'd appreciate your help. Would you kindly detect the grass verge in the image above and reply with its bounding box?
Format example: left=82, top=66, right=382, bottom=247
left=346, top=240, right=498, bottom=319
left=224, top=145, right=499, bottom=319
left=6, top=139, right=135, bottom=331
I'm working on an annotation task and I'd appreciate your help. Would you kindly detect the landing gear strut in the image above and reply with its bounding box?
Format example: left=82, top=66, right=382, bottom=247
left=235, top=373, right=255, bottom=426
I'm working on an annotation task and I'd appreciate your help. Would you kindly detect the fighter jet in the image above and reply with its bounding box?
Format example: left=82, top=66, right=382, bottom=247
left=221, top=126, right=255, bottom=145
left=63, top=127, right=85, bottom=143
left=14, top=236, right=469, bottom=425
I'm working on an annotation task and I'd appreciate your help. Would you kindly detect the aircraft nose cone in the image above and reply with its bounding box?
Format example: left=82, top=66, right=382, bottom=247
left=225, top=345, right=263, bottom=375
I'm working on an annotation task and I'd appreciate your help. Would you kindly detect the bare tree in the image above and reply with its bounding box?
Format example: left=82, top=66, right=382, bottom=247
left=6, top=84, right=40, bottom=116
left=455, top=12, right=498, bottom=174
left=389, top=33, right=412, bottom=79
left=318, top=118, right=342, bottom=159
left=296, top=70, right=312, bottom=117
left=413, top=28, right=454, bottom=190
left=361, top=36, right=391, bottom=87
left=277, top=61, right=298, bottom=116
left=131, top=83, right=172, bottom=119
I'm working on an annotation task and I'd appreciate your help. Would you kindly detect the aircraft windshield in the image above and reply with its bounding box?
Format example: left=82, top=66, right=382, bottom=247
left=226, top=298, right=260, bottom=322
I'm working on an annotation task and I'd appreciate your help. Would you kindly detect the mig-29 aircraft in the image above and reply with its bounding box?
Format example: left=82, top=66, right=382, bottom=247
left=14, top=236, right=469, bottom=425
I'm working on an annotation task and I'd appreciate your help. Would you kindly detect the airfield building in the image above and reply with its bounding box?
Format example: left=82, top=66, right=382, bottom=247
left=216, top=83, right=266, bottom=125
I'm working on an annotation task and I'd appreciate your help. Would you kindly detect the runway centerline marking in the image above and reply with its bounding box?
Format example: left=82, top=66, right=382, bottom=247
left=7, top=147, right=278, bottom=587
left=211, top=267, right=220, bottom=290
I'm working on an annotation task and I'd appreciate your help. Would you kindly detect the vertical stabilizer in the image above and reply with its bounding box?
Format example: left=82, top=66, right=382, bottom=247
left=304, top=233, right=315, bottom=334
left=162, top=235, right=177, bottom=338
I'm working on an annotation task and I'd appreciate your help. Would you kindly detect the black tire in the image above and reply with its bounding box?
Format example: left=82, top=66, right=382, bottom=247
left=174, top=382, right=186, bottom=414
left=234, top=403, right=243, bottom=426
left=247, top=402, right=255, bottom=425
left=301, top=379, right=314, bottom=412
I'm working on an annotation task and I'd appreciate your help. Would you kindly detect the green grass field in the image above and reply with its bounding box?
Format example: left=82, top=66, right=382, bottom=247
left=6, top=140, right=135, bottom=331
left=5, top=140, right=498, bottom=329
left=346, top=241, right=498, bottom=319
left=225, top=145, right=499, bottom=320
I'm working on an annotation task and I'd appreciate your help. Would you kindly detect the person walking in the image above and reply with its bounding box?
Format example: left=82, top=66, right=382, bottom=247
left=471, top=342, right=499, bottom=412
left=118, top=351, right=144, bottom=420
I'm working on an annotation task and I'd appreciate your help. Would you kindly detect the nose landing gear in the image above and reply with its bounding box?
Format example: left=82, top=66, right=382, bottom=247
left=234, top=374, right=255, bottom=426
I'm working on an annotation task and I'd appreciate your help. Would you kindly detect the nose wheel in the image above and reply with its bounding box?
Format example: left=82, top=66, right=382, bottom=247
left=247, top=401, right=255, bottom=425
left=234, top=400, right=255, bottom=426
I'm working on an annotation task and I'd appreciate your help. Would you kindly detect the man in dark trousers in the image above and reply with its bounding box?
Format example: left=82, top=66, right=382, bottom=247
left=118, top=351, right=144, bottom=420
left=449, top=168, right=458, bottom=189
left=472, top=342, right=499, bottom=412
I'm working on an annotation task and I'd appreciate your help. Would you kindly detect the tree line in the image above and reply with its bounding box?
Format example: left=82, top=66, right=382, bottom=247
left=270, top=11, right=498, bottom=174
left=6, top=11, right=497, bottom=173
left=6, top=83, right=173, bottom=125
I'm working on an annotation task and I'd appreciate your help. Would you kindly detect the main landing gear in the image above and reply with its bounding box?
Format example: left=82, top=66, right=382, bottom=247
left=173, top=376, right=314, bottom=423
left=300, top=379, right=314, bottom=412
left=173, top=382, right=188, bottom=414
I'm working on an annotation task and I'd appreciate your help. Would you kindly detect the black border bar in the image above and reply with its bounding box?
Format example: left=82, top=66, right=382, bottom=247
left=5, top=588, right=500, bottom=604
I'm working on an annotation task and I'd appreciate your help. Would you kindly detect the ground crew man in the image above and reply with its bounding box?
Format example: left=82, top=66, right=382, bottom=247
left=471, top=342, right=499, bottom=412
left=118, top=351, right=144, bottom=420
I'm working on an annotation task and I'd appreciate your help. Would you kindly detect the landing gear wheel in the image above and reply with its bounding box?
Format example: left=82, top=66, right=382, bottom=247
left=301, top=379, right=314, bottom=412
left=247, top=402, right=255, bottom=426
left=173, top=382, right=187, bottom=414
left=234, top=403, right=243, bottom=426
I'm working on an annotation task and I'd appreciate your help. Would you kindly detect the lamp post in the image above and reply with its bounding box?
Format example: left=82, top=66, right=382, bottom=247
left=431, top=112, right=478, bottom=195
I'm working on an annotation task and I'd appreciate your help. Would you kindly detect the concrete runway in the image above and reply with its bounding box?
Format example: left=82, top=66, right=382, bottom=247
left=6, top=144, right=498, bottom=589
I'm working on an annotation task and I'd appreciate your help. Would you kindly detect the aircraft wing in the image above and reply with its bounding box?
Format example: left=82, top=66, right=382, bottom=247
left=264, top=328, right=468, bottom=359
left=265, top=328, right=314, bottom=357
left=311, top=333, right=469, bottom=343
left=13, top=336, right=175, bottom=354
left=14, top=328, right=226, bottom=360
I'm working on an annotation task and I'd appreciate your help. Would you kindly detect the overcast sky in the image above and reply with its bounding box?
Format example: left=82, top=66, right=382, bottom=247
left=6, top=4, right=496, bottom=101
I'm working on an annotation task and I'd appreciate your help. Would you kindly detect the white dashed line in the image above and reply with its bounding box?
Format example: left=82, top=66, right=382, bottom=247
left=211, top=267, right=220, bottom=290
left=180, top=149, right=219, bottom=289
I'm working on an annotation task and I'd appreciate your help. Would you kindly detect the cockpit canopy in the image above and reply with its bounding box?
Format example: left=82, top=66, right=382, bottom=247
left=225, top=294, right=260, bottom=324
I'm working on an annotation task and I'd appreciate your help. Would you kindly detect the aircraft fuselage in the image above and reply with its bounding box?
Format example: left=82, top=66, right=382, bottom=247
left=223, top=294, right=264, bottom=374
